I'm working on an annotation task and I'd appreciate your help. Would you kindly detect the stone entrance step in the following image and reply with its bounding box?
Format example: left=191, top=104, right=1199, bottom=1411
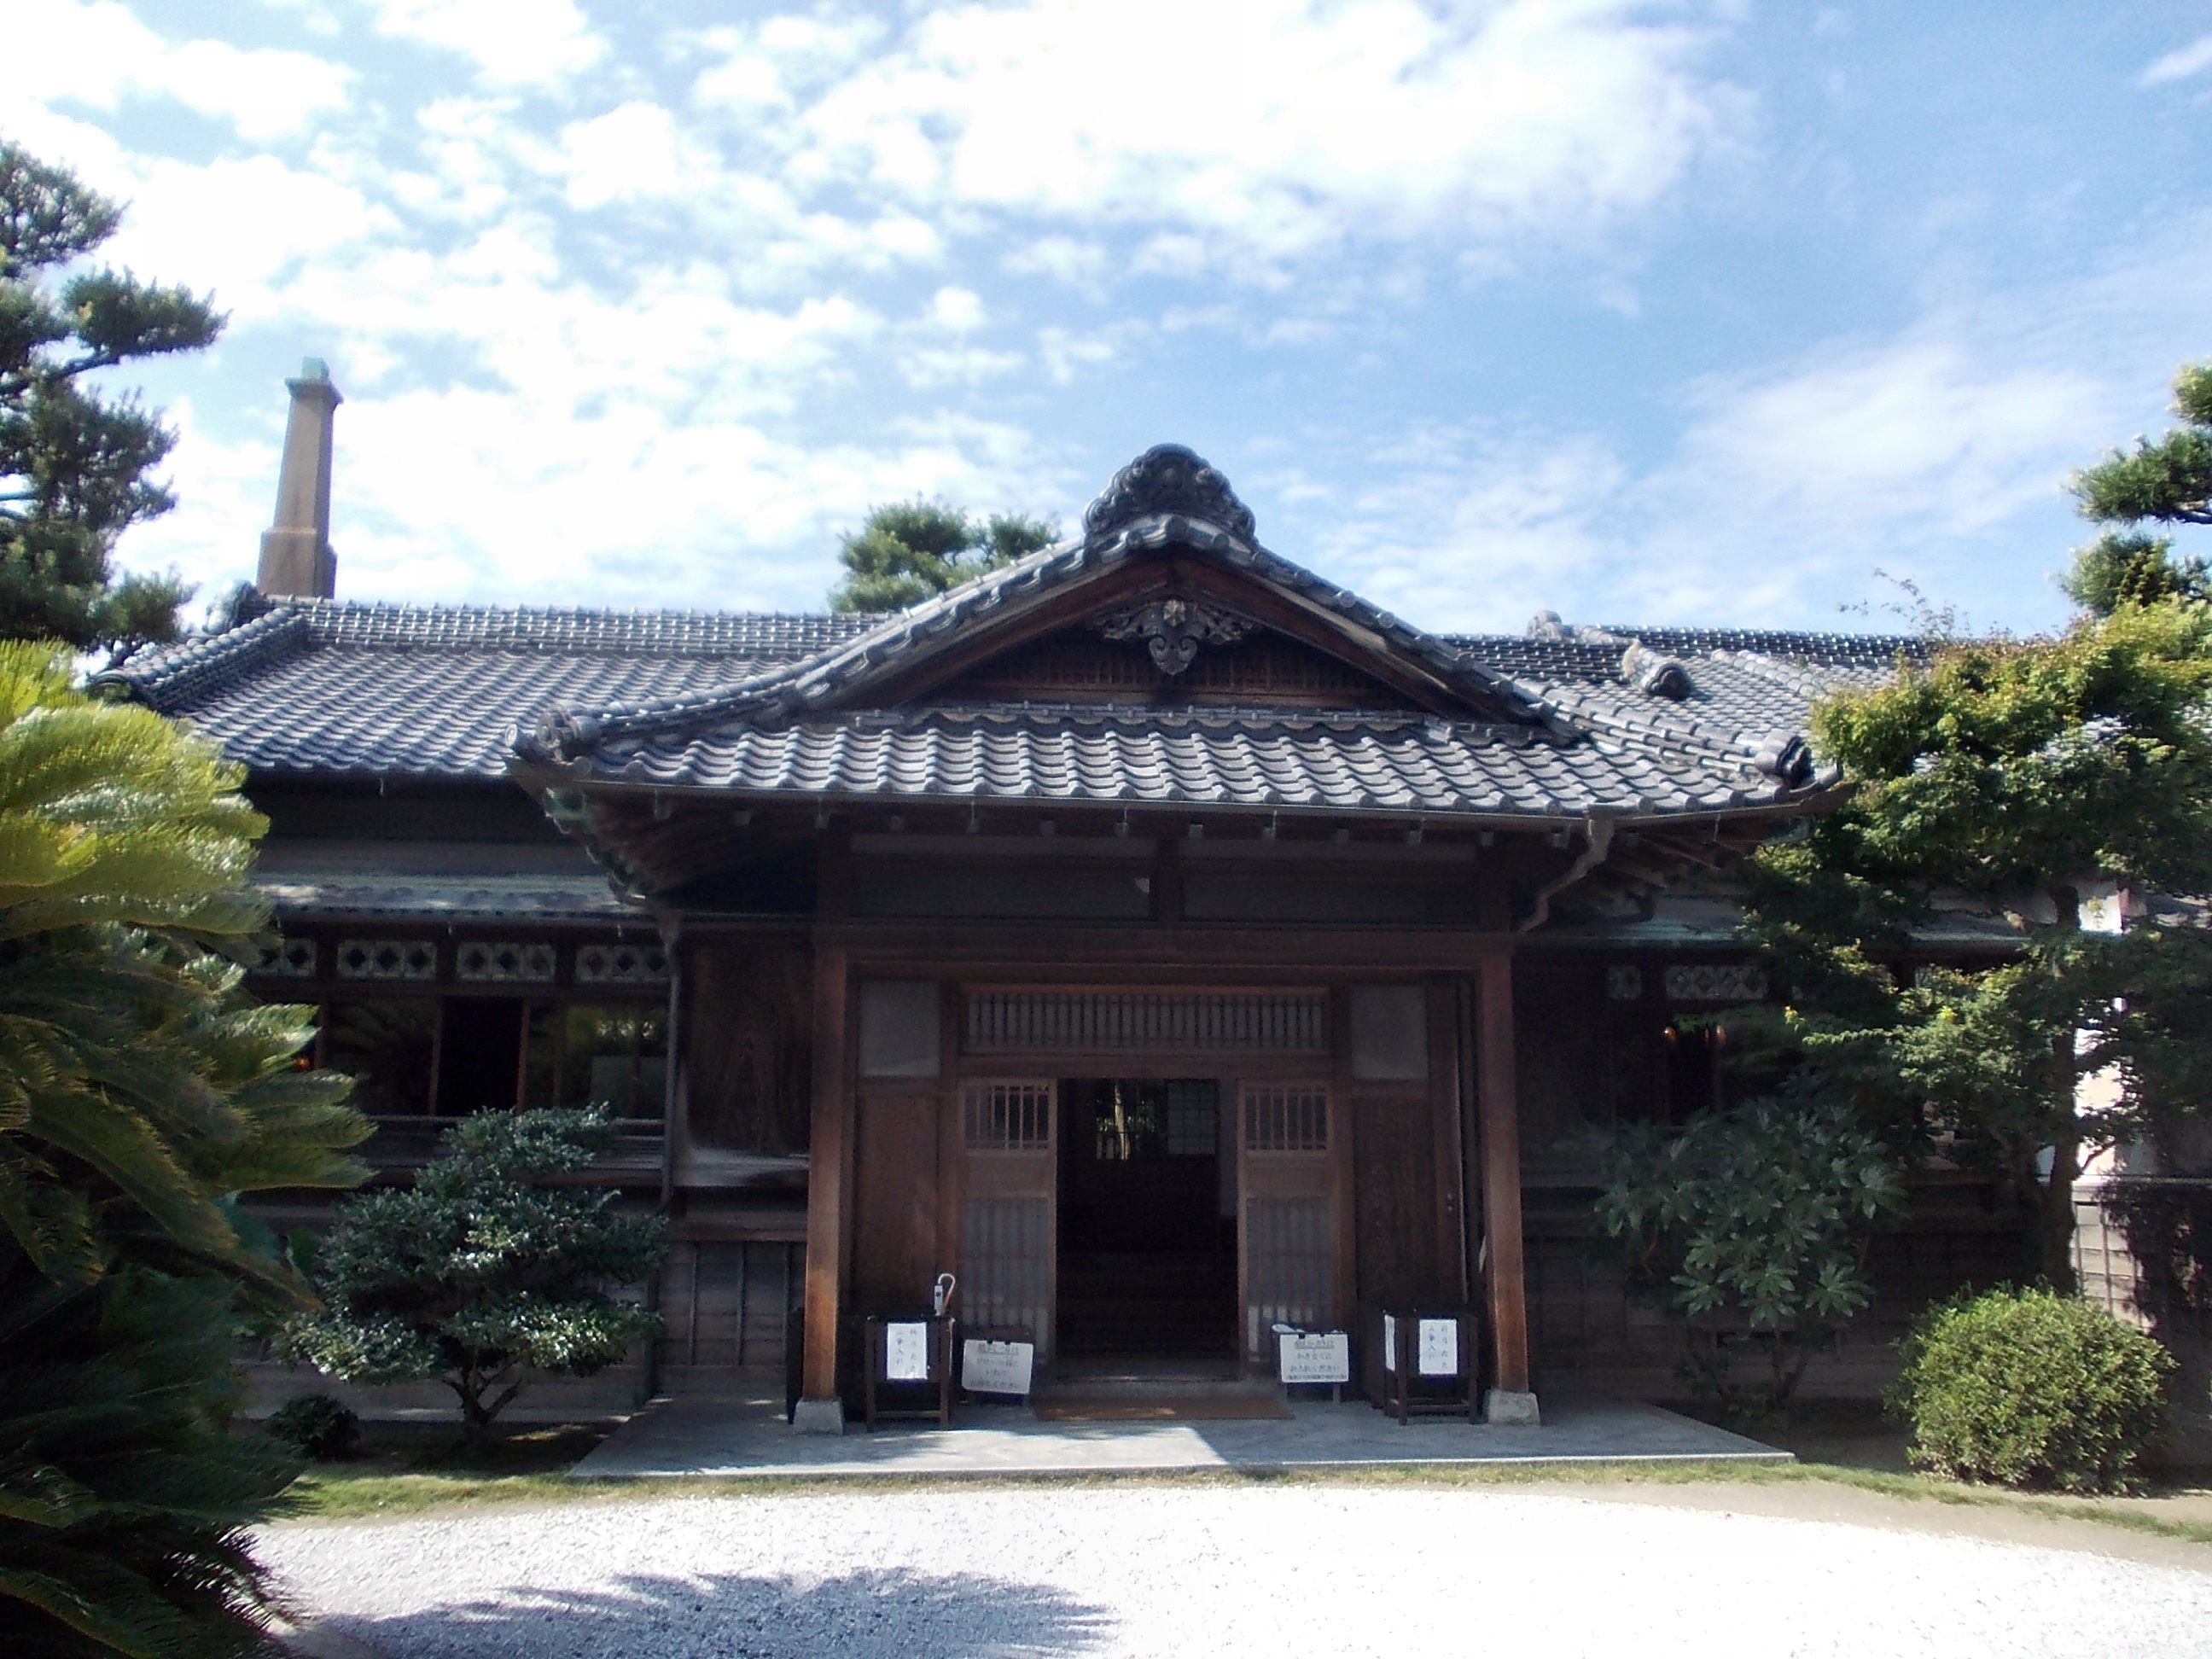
left=1033, top=1357, right=1260, bottom=1403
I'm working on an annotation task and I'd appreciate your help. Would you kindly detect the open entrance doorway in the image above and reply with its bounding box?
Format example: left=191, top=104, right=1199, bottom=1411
left=1056, top=1079, right=1236, bottom=1363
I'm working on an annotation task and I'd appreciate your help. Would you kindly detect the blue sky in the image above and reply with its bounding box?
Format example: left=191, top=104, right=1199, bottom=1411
left=6, top=2, right=2210, bottom=634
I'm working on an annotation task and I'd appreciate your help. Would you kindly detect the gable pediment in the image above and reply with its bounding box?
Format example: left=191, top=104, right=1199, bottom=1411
left=822, top=538, right=1541, bottom=723
left=937, top=607, right=1427, bottom=711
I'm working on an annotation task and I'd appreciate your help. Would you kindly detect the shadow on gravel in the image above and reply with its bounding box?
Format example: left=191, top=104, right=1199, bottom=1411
left=337, top=1566, right=1114, bottom=1657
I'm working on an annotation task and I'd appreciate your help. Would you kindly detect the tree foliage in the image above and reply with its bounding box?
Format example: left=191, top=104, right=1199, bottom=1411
left=0, top=642, right=368, bottom=1655
left=1586, top=1084, right=1905, bottom=1413
left=0, top=140, right=221, bottom=659
left=282, top=1109, right=667, bottom=1441
left=1739, top=364, right=2212, bottom=1290
left=828, top=499, right=1057, bottom=612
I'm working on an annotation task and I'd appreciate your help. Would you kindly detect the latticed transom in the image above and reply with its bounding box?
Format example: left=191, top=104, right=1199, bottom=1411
left=1663, top=963, right=1767, bottom=1004
left=255, top=937, right=318, bottom=977
left=965, top=991, right=1326, bottom=1052
left=964, top=1082, right=1053, bottom=1151
left=1243, top=1086, right=1329, bottom=1152
left=456, top=940, right=558, bottom=982
left=335, top=938, right=437, bottom=981
left=576, top=942, right=669, bottom=984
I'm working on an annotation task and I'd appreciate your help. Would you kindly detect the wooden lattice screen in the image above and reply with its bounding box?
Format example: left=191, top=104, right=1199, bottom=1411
left=1244, top=1197, right=1332, bottom=1353
left=1243, top=1086, right=1330, bottom=1153
left=965, top=992, right=1326, bottom=1052
left=960, top=1197, right=1052, bottom=1336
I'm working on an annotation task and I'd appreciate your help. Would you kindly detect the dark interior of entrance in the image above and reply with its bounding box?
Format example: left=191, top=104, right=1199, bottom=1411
left=1057, top=1079, right=1235, bottom=1360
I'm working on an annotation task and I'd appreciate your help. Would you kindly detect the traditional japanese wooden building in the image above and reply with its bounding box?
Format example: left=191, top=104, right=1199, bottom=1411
left=106, top=373, right=2031, bottom=1429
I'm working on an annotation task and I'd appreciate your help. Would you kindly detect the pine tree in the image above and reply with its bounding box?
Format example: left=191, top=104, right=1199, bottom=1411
left=2064, top=361, right=2212, bottom=614
left=0, top=138, right=221, bottom=659
left=828, top=499, right=1057, bottom=612
left=282, top=1109, right=667, bottom=1443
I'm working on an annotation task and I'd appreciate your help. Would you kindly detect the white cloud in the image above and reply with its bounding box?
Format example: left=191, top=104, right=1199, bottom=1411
left=1036, top=323, right=1126, bottom=385
left=2141, top=34, right=2212, bottom=87
left=137, top=355, right=1069, bottom=614
left=366, top=0, right=606, bottom=86
left=1658, top=338, right=2100, bottom=542
left=926, top=286, right=987, bottom=333
left=695, top=0, right=1748, bottom=271
left=1302, top=427, right=1629, bottom=632
left=559, top=102, right=695, bottom=208
left=1313, top=333, right=2105, bottom=633
left=104, top=154, right=397, bottom=305
left=1301, top=223, right=2212, bottom=632
left=1003, top=234, right=1109, bottom=294
left=3, top=2, right=352, bottom=141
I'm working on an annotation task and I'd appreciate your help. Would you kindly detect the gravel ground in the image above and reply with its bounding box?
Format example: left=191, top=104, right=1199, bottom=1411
left=259, top=1487, right=2212, bottom=1658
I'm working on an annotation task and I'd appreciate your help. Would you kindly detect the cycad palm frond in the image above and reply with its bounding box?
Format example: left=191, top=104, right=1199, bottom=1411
left=0, top=1262, right=300, bottom=1657
left=0, top=643, right=370, bottom=1289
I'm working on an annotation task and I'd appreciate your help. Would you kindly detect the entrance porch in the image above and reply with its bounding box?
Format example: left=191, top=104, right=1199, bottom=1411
left=776, top=949, right=1537, bottom=1432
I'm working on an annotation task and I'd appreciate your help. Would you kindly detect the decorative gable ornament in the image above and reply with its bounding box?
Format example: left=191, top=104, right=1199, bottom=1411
left=1082, top=443, right=1256, bottom=542
left=1091, top=597, right=1254, bottom=676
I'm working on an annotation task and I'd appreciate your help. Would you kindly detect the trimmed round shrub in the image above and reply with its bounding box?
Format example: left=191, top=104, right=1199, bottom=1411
left=265, top=1394, right=361, bottom=1461
left=1889, top=1287, right=2174, bottom=1493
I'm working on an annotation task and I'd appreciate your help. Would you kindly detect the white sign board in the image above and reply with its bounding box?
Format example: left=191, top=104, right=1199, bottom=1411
left=1417, top=1318, right=1460, bottom=1377
left=961, top=1338, right=1034, bottom=1396
left=1278, top=1331, right=1351, bottom=1385
left=2078, top=880, right=2124, bottom=935
left=1382, top=1313, right=1398, bottom=1372
left=884, top=1321, right=930, bottom=1382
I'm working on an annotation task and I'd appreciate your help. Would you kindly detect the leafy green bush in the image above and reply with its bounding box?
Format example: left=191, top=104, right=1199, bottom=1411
left=1889, top=1286, right=2174, bottom=1492
left=1586, top=1080, right=1905, bottom=1414
left=265, top=1394, right=360, bottom=1461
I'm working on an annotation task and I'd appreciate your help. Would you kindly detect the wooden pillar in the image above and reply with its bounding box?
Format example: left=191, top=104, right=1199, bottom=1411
left=1476, top=951, right=1538, bottom=1422
left=796, top=940, right=851, bottom=1431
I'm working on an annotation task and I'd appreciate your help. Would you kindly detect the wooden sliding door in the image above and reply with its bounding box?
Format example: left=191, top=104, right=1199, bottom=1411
left=958, top=1078, right=1057, bottom=1359
left=1237, top=1081, right=1336, bottom=1361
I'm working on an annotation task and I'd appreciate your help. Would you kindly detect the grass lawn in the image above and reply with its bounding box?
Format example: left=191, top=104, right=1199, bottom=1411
left=276, top=1400, right=2212, bottom=1550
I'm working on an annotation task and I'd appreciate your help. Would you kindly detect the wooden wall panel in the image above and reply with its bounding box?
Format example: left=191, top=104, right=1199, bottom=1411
left=1353, top=1094, right=1447, bottom=1308
left=657, top=1241, right=804, bottom=1374
left=684, top=940, right=812, bottom=1153
left=849, top=1092, right=941, bottom=1313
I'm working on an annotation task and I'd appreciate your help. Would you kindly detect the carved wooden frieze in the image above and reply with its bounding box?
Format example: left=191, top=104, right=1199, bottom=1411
left=1091, top=597, right=1253, bottom=676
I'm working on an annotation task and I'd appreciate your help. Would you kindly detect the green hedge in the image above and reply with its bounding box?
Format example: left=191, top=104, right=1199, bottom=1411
left=1889, top=1287, right=2174, bottom=1493
left=265, top=1394, right=361, bottom=1461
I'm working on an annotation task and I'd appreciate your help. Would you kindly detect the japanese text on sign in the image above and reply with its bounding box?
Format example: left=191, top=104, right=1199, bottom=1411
left=885, top=1321, right=930, bottom=1382
left=1278, top=1331, right=1350, bottom=1384
left=962, top=1339, right=1034, bottom=1396
left=1417, top=1318, right=1459, bottom=1377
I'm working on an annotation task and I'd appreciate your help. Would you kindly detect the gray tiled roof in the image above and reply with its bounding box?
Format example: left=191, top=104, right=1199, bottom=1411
left=100, top=591, right=1904, bottom=816
left=99, top=445, right=1929, bottom=821
left=573, top=702, right=1798, bottom=818
left=102, top=600, right=881, bottom=779
left=250, top=840, right=633, bottom=921
left=103, top=602, right=1905, bottom=813
left=256, top=870, right=633, bottom=922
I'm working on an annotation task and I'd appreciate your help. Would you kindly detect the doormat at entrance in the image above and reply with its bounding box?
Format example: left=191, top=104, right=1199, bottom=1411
left=1033, top=1394, right=1295, bottom=1423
